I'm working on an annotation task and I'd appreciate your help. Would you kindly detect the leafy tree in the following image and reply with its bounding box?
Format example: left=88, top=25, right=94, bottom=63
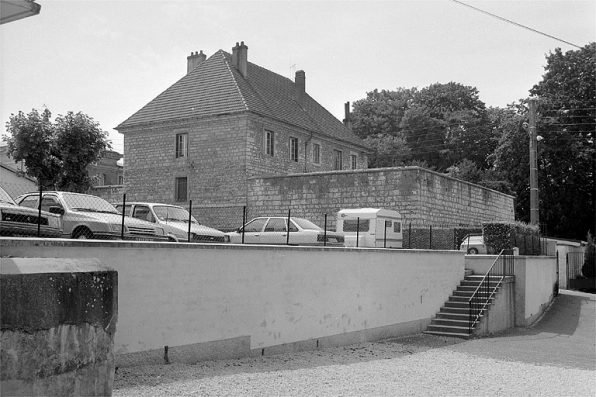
left=352, top=83, right=495, bottom=172
left=363, top=133, right=411, bottom=168
left=351, top=88, right=416, bottom=139
left=529, top=43, right=595, bottom=239
left=3, top=109, right=111, bottom=192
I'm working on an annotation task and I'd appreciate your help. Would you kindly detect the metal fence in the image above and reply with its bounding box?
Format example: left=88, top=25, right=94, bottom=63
left=0, top=181, right=545, bottom=253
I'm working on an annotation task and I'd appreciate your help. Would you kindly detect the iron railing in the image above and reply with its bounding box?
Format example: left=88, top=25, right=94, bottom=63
left=468, top=249, right=514, bottom=334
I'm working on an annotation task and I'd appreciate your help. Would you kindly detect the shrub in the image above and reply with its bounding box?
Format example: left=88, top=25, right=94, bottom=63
left=582, top=233, right=595, bottom=278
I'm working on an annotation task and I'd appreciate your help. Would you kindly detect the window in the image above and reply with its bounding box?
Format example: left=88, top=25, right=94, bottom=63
left=343, top=219, right=370, bottom=232
left=175, top=177, right=187, bottom=202
left=40, top=196, right=61, bottom=213
left=289, top=137, right=298, bottom=162
left=350, top=154, right=358, bottom=170
left=265, top=130, right=275, bottom=156
left=18, top=195, right=39, bottom=209
left=394, top=222, right=402, bottom=233
left=176, top=133, right=188, bottom=158
left=333, top=149, right=343, bottom=170
left=265, top=218, right=287, bottom=232
left=312, top=143, right=321, bottom=164
left=118, top=175, right=124, bottom=185
left=243, top=218, right=267, bottom=232
left=133, top=205, right=155, bottom=223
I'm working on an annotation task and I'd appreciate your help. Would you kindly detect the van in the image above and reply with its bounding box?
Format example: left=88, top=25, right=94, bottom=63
left=337, top=208, right=403, bottom=248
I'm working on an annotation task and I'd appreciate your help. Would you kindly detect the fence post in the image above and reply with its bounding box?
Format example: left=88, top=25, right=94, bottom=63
left=408, top=222, right=412, bottom=248
left=429, top=225, right=433, bottom=250
left=188, top=200, right=193, bottom=243
left=37, top=184, right=42, bottom=237
left=384, top=220, right=387, bottom=248
left=324, top=213, right=328, bottom=247
left=286, top=209, right=291, bottom=245
left=121, top=193, right=126, bottom=239
left=356, top=217, right=360, bottom=248
left=242, top=206, right=246, bottom=244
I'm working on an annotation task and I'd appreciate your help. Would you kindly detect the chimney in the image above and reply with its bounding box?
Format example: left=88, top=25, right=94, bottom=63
left=295, top=70, right=306, bottom=107
left=343, top=101, right=352, bottom=129
left=187, top=50, right=206, bottom=74
left=232, top=41, right=248, bottom=78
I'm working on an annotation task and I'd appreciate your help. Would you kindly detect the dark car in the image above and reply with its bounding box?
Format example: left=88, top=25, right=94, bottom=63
left=0, top=187, right=62, bottom=238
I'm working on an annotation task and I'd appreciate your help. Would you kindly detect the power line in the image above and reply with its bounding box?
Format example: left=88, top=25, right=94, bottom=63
left=450, top=0, right=583, bottom=49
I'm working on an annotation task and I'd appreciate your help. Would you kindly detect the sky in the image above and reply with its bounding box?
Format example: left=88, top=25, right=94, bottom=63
left=1, top=0, right=594, bottom=155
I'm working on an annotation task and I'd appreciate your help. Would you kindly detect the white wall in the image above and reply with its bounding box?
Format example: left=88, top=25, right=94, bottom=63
left=0, top=240, right=464, bottom=362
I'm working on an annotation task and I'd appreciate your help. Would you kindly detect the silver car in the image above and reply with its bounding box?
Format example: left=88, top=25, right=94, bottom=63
left=226, top=216, right=344, bottom=245
left=0, top=187, right=62, bottom=238
left=460, top=234, right=488, bottom=254
left=16, top=191, right=166, bottom=241
left=116, top=202, right=228, bottom=243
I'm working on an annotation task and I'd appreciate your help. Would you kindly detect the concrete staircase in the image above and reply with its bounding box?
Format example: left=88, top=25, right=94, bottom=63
left=424, top=271, right=502, bottom=339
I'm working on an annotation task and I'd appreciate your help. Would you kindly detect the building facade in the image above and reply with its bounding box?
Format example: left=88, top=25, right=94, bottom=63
left=116, top=42, right=370, bottom=206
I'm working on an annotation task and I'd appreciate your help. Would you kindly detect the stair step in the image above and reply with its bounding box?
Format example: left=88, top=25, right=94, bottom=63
left=450, top=296, right=494, bottom=303
left=426, top=324, right=474, bottom=334
left=423, top=330, right=472, bottom=339
left=436, top=312, right=483, bottom=321
left=430, top=318, right=471, bottom=327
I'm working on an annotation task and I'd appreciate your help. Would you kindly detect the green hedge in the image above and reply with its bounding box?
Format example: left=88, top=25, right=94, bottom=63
left=482, top=221, right=540, bottom=255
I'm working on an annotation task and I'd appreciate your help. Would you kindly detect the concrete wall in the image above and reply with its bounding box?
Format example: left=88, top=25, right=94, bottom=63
left=0, top=258, right=117, bottom=396
left=476, top=278, right=515, bottom=335
left=0, top=239, right=464, bottom=367
left=465, top=254, right=558, bottom=326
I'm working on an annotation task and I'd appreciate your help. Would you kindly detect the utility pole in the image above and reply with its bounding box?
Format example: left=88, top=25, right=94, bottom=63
left=528, top=98, right=539, bottom=226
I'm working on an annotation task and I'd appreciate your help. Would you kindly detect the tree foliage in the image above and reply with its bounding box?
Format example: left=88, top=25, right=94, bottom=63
left=3, top=109, right=111, bottom=192
left=352, top=82, right=495, bottom=172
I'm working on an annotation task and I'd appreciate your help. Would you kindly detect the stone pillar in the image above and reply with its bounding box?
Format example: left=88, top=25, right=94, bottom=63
left=1, top=258, right=118, bottom=396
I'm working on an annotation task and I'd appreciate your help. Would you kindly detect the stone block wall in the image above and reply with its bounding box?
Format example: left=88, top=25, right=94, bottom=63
left=247, top=167, right=515, bottom=230
left=1, top=258, right=118, bottom=396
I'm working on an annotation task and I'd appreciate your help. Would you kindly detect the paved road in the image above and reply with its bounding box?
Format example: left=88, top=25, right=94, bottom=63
left=114, top=290, right=596, bottom=396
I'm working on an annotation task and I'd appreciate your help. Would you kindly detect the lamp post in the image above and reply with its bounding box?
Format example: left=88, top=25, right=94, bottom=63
left=528, top=98, right=539, bottom=226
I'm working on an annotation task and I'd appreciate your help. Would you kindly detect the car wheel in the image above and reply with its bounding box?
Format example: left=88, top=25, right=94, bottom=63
left=72, top=227, right=93, bottom=240
left=468, top=247, right=479, bottom=255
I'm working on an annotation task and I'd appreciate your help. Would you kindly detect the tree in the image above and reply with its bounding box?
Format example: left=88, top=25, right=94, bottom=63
left=363, top=133, right=411, bottom=168
left=351, top=83, right=495, bottom=172
left=582, top=233, right=595, bottom=278
left=3, top=109, right=111, bottom=192
left=529, top=43, right=595, bottom=239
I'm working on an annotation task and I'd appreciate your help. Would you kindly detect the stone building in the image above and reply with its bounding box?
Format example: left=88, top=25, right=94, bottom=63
left=116, top=42, right=370, bottom=206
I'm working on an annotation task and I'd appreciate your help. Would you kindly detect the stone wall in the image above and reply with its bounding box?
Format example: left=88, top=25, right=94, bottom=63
left=1, top=258, right=118, bottom=396
left=246, top=167, right=515, bottom=230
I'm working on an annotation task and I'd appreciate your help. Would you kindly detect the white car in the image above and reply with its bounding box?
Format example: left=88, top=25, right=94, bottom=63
left=116, top=202, right=228, bottom=243
left=226, top=216, right=344, bottom=246
left=460, top=235, right=488, bottom=254
left=16, top=191, right=166, bottom=241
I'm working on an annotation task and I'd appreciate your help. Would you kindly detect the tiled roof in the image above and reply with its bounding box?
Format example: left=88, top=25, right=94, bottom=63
left=117, top=50, right=367, bottom=149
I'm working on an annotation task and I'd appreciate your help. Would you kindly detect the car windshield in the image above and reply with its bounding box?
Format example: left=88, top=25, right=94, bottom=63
left=292, top=218, right=322, bottom=231
left=153, top=205, right=197, bottom=223
left=62, top=193, right=119, bottom=214
left=0, top=187, right=16, bottom=205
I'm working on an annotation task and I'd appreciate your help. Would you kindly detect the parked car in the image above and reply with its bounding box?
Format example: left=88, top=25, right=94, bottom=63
left=460, top=234, right=488, bottom=254
left=226, top=216, right=344, bottom=245
left=115, top=202, right=228, bottom=243
left=0, top=187, right=62, bottom=238
left=15, top=191, right=167, bottom=241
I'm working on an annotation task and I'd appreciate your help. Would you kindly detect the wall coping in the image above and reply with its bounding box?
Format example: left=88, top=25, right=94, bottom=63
left=0, top=237, right=461, bottom=255
left=249, top=166, right=515, bottom=199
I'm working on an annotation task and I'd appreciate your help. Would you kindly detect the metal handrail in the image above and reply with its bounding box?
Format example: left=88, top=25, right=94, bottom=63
left=468, top=249, right=514, bottom=334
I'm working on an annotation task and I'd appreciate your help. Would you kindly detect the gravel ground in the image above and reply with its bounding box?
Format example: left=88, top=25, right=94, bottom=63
left=113, top=334, right=595, bottom=397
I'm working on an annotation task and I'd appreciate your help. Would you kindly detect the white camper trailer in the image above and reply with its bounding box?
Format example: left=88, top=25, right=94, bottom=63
left=337, top=208, right=403, bottom=248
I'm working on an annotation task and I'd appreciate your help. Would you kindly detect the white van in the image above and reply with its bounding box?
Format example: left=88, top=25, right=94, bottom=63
left=337, top=208, right=403, bottom=248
